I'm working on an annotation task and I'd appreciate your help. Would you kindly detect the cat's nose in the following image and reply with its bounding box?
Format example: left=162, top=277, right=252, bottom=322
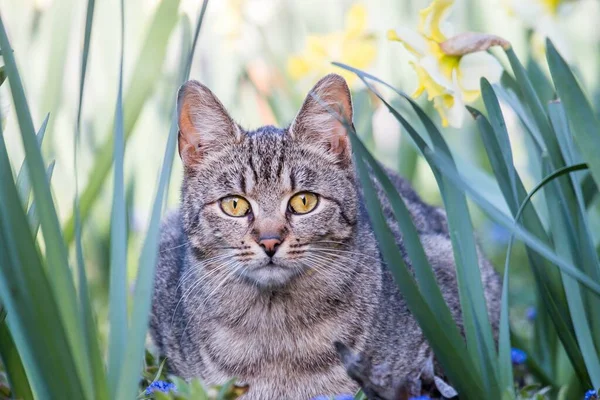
left=259, top=237, right=281, bottom=258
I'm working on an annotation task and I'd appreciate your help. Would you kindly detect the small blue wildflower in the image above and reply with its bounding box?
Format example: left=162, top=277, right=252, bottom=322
left=145, top=380, right=176, bottom=395
left=409, top=396, right=432, bottom=400
left=489, top=223, right=510, bottom=246
left=332, top=395, right=355, bottom=400
left=526, top=306, right=537, bottom=321
left=310, top=396, right=331, bottom=400
left=511, top=348, right=527, bottom=365
left=584, top=389, right=598, bottom=400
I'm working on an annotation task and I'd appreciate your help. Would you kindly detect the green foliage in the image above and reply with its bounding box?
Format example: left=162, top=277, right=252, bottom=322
left=0, top=0, right=599, bottom=399
left=335, top=37, right=600, bottom=398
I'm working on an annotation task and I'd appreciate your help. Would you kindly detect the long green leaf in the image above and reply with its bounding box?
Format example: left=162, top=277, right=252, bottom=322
left=0, top=321, right=33, bottom=400
left=477, top=80, right=592, bottom=382
left=351, top=133, right=464, bottom=349
left=335, top=62, right=500, bottom=393
left=505, top=47, right=563, bottom=166
left=26, top=160, right=55, bottom=238
left=16, top=113, right=49, bottom=206
left=63, top=0, right=181, bottom=243
left=115, top=2, right=209, bottom=398
left=0, top=120, right=85, bottom=400
left=108, top=0, right=128, bottom=394
left=39, top=0, right=75, bottom=141
left=0, top=15, right=91, bottom=396
left=546, top=40, right=600, bottom=190
left=351, top=140, right=487, bottom=398
left=498, top=258, right=513, bottom=395
left=73, top=0, right=109, bottom=398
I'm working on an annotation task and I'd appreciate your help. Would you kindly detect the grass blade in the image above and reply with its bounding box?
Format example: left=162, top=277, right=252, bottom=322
left=73, top=0, right=109, bottom=398
left=0, top=14, right=91, bottom=396
left=107, top=0, right=128, bottom=395
left=0, top=321, right=33, bottom=400
left=352, top=138, right=487, bottom=398
left=115, top=3, right=209, bottom=398
left=63, top=0, right=181, bottom=243
left=0, top=120, right=85, bottom=400
left=498, top=257, right=513, bottom=395
left=26, top=160, right=55, bottom=238
left=16, top=113, right=49, bottom=206
left=335, top=63, right=500, bottom=393
left=546, top=40, right=600, bottom=190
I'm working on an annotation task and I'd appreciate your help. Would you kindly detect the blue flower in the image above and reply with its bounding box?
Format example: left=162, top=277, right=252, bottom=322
left=311, top=395, right=354, bottom=400
left=526, top=306, right=537, bottom=321
left=585, top=389, right=598, bottom=400
left=145, top=380, right=176, bottom=395
left=511, top=348, right=527, bottom=365
left=409, top=396, right=432, bottom=400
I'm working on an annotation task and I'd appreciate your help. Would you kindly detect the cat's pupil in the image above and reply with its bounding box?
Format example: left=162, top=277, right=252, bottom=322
left=233, top=199, right=238, bottom=209
left=301, top=196, right=306, bottom=205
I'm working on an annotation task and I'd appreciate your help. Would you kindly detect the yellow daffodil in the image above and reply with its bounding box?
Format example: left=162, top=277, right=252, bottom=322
left=506, top=0, right=579, bottom=60
left=287, top=4, right=377, bottom=87
left=388, top=0, right=507, bottom=128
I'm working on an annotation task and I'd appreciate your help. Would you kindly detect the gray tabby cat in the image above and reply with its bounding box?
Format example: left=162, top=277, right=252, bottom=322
left=150, top=74, right=501, bottom=400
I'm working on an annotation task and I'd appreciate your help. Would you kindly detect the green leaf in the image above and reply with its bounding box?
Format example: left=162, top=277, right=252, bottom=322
left=352, top=139, right=487, bottom=398
left=26, top=160, right=55, bottom=238
left=505, top=47, right=564, bottom=166
left=115, top=3, right=208, bottom=399
left=0, top=320, right=34, bottom=400
left=0, top=14, right=92, bottom=396
left=546, top=40, right=600, bottom=191
left=39, top=0, right=76, bottom=142
left=335, top=62, right=500, bottom=394
left=16, top=113, right=49, bottom=206
left=63, top=0, right=181, bottom=243
left=350, top=126, right=465, bottom=350
left=476, top=80, right=592, bottom=382
left=72, top=0, right=109, bottom=398
left=0, top=119, right=85, bottom=399
left=498, top=256, right=514, bottom=395
left=108, top=0, right=128, bottom=395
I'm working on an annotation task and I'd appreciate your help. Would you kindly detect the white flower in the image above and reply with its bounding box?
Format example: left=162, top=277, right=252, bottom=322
left=388, top=0, right=507, bottom=128
left=506, top=0, right=579, bottom=60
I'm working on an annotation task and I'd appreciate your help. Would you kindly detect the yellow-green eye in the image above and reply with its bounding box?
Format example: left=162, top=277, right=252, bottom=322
left=220, top=196, right=251, bottom=217
left=288, top=192, right=319, bottom=215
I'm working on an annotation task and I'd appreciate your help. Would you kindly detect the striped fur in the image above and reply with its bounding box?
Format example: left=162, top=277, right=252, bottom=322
left=150, top=74, right=501, bottom=399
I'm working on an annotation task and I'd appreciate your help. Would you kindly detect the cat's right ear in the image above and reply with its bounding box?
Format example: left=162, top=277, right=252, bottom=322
left=177, top=80, right=241, bottom=166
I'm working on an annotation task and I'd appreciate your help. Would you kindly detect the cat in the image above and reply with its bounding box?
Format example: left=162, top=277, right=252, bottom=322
left=150, top=73, right=501, bottom=400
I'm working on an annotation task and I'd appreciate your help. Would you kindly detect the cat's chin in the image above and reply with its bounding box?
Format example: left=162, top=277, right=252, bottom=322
left=238, top=261, right=303, bottom=289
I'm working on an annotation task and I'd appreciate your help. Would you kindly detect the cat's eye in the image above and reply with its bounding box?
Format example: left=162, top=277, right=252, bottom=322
left=220, top=196, right=251, bottom=217
left=288, top=192, right=319, bottom=215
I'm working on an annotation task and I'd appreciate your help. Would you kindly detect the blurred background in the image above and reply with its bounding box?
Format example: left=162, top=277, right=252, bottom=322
left=1, top=0, right=600, bottom=343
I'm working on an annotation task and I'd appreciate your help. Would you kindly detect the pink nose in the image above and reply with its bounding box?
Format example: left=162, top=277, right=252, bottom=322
left=259, top=237, right=281, bottom=257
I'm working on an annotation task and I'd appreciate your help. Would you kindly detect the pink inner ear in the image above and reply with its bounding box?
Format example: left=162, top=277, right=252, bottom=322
left=330, top=118, right=348, bottom=154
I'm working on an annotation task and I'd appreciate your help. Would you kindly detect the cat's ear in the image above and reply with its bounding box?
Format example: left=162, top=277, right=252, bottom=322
left=177, top=80, right=241, bottom=166
left=289, top=74, right=353, bottom=161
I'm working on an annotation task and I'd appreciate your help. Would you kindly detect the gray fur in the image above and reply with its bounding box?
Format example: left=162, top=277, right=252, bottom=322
left=150, top=74, right=501, bottom=400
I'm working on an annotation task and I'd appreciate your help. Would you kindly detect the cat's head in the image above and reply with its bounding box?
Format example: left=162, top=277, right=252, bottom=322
left=178, top=74, right=359, bottom=288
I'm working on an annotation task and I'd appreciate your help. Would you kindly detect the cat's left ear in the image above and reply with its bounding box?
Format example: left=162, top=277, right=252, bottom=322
left=289, top=74, right=353, bottom=162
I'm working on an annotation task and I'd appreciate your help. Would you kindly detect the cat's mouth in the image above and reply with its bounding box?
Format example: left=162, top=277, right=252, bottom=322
left=237, top=258, right=304, bottom=288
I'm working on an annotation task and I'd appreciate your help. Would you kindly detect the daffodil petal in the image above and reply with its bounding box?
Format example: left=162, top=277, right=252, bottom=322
left=345, top=4, right=368, bottom=38
left=440, top=32, right=510, bottom=56
left=457, top=51, right=503, bottom=93
left=420, top=56, right=455, bottom=92
left=287, top=56, right=311, bottom=80
left=418, top=0, right=455, bottom=42
left=387, top=27, right=429, bottom=57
